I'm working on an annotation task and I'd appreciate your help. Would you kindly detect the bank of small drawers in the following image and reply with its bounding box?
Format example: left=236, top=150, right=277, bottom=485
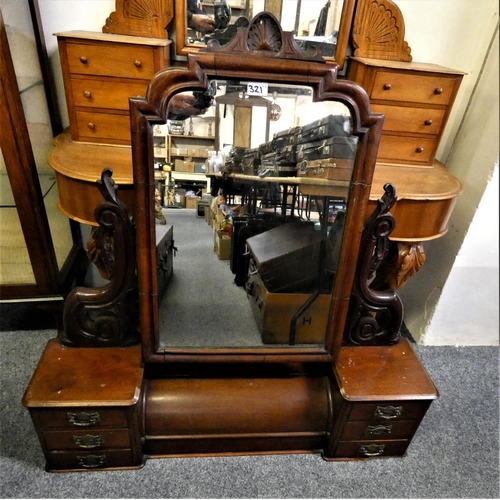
left=333, top=400, right=431, bottom=459
left=347, top=57, right=464, bottom=166
left=56, top=31, right=171, bottom=145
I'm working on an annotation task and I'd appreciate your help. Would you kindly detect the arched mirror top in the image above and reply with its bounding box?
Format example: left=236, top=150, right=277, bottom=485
left=130, top=14, right=383, bottom=364
left=174, top=0, right=356, bottom=69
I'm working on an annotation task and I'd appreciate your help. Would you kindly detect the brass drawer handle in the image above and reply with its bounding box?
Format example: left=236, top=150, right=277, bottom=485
left=383, top=83, right=392, bottom=90
left=79, top=56, right=88, bottom=64
left=424, top=119, right=433, bottom=126
left=374, top=405, right=402, bottom=420
left=83, top=90, right=92, bottom=98
left=87, top=122, right=95, bottom=130
left=134, top=60, right=142, bottom=68
left=415, top=146, right=424, bottom=153
left=67, top=411, right=100, bottom=427
left=434, top=87, right=444, bottom=95
left=366, top=424, right=392, bottom=435
left=73, top=434, right=104, bottom=449
left=360, top=444, right=385, bottom=457
left=77, top=454, right=107, bottom=468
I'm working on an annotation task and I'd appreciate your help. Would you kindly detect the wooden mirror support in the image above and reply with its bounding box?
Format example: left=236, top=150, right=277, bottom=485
left=130, top=13, right=384, bottom=364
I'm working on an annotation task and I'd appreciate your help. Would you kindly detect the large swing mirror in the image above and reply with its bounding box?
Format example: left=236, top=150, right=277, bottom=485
left=174, top=0, right=356, bottom=69
left=131, top=14, right=383, bottom=363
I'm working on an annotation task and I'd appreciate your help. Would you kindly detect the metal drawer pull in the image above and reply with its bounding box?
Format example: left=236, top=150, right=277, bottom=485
left=383, top=83, right=392, bottom=90
left=73, top=434, right=104, bottom=449
left=79, top=56, right=88, bottom=64
left=375, top=405, right=402, bottom=420
left=83, top=90, right=92, bottom=98
left=434, top=87, right=444, bottom=94
left=77, top=454, right=107, bottom=468
left=366, top=424, right=392, bottom=435
left=67, top=411, right=100, bottom=427
left=134, top=60, right=142, bottom=68
left=360, top=444, right=385, bottom=457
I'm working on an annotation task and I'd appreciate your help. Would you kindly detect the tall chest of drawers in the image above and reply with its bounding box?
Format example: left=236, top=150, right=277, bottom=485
left=22, top=340, right=144, bottom=472
left=56, top=31, right=171, bottom=145
left=325, top=338, right=438, bottom=460
left=347, top=57, right=464, bottom=166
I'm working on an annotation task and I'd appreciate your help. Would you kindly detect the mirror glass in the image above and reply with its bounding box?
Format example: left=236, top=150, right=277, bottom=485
left=155, top=78, right=358, bottom=349
left=178, top=0, right=354, bottom=67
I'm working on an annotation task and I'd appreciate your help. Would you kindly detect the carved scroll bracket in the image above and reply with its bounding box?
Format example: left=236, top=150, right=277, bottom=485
left=61, top=169, right=140, bottom=348
left=343, top=183, right=404, bottom=346
left=351, top=0, right=412, bottom=62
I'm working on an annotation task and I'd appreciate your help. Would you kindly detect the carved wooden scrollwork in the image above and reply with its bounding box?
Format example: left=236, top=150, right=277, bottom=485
left=343, top=183, right=403, bottom=346
left=61, top=169, right=140, bottom=348
left=351, top=0, right=412, bottom=62
left=205, top=12, right=324, bottom=62
left=103, top=0, right=173, bottom=39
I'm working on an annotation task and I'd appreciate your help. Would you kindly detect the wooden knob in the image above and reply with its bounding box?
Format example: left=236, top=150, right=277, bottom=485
left=424, top=119, right=433, bottom=126
left=383, top=83, right=392, bottom=90
left=83, top=90, right=92, bottom=98
left=134, top=60, right=142, bottom=68
left=79, top=56, right=88, bottom=64
left=434, top=87, right=444, bottom=94
left=415, top=146, right=424, bottom=153
left=87, top=122, right=95, bottom=130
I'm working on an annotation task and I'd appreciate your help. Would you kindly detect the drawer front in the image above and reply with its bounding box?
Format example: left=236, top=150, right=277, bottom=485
left=378, top=134, right=437, bottom=165
left=75, top=110, right=131, bottom=143
left=66, top=42, right=155, bottom=79
left=335, top=439, right=409, bottom=458
left=341, top=420, right=419, bottom=441
left=349, top=401, right=430, bottom=422
left=371, top=71, right=458, bottom=106
left=71, top=77, right=148, bottom=110
left=43, top=429, right=130, bottom=451
left=371, top=104, right=445, bottom=136
left=46, top=449, right=134, bottom=471
left=35, top=408, right=128, bottom=430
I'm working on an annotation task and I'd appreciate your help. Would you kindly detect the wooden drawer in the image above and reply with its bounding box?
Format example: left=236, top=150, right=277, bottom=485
left=341, top=420, right=420, bottom=440
left=65, top=41, right=156, bottom=80
left=370, top=71, right=458, bottom=106
left=70, top=77, right=148, bottom=110
left=371, top=104, right=445, bottom=136
left=75, top=110, right=131, bottom=143
left=46, top=449, right=135, bottom=471
left=378, top=134, right=437, bottom=165
left=33, top=407, right=129, bottom=430
left=348, top=401, right=430, bottom=422
left=335, top=439, right=409, bottom=458
left=43, top=429, right=130, bottom=451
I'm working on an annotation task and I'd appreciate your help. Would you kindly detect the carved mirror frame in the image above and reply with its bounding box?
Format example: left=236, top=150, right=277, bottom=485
left=130, top=14, right=383, bottom=364
left=174, top=0, right=356, bottom=69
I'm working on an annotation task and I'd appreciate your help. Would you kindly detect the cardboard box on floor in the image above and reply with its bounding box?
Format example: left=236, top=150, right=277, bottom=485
left=214, top=229, right=231, bottom=260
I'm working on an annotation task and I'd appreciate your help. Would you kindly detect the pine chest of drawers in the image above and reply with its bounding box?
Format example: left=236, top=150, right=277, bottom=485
left=22, top=340, right=144, bottom=472
left=347, top=57, right=464, bottom=166
left=326, top=338, right=438, bottom=460
left=56, top=31, right=171, bottom=145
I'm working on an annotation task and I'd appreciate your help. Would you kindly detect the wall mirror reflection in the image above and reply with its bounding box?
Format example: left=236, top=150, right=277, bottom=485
left=157, top=79, right=357, bottom=348
left=175, top=0, right=356, bottom=68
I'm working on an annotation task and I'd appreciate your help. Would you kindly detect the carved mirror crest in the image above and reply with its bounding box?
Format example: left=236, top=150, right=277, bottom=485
left=129, top=13, right=383, bottom=363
